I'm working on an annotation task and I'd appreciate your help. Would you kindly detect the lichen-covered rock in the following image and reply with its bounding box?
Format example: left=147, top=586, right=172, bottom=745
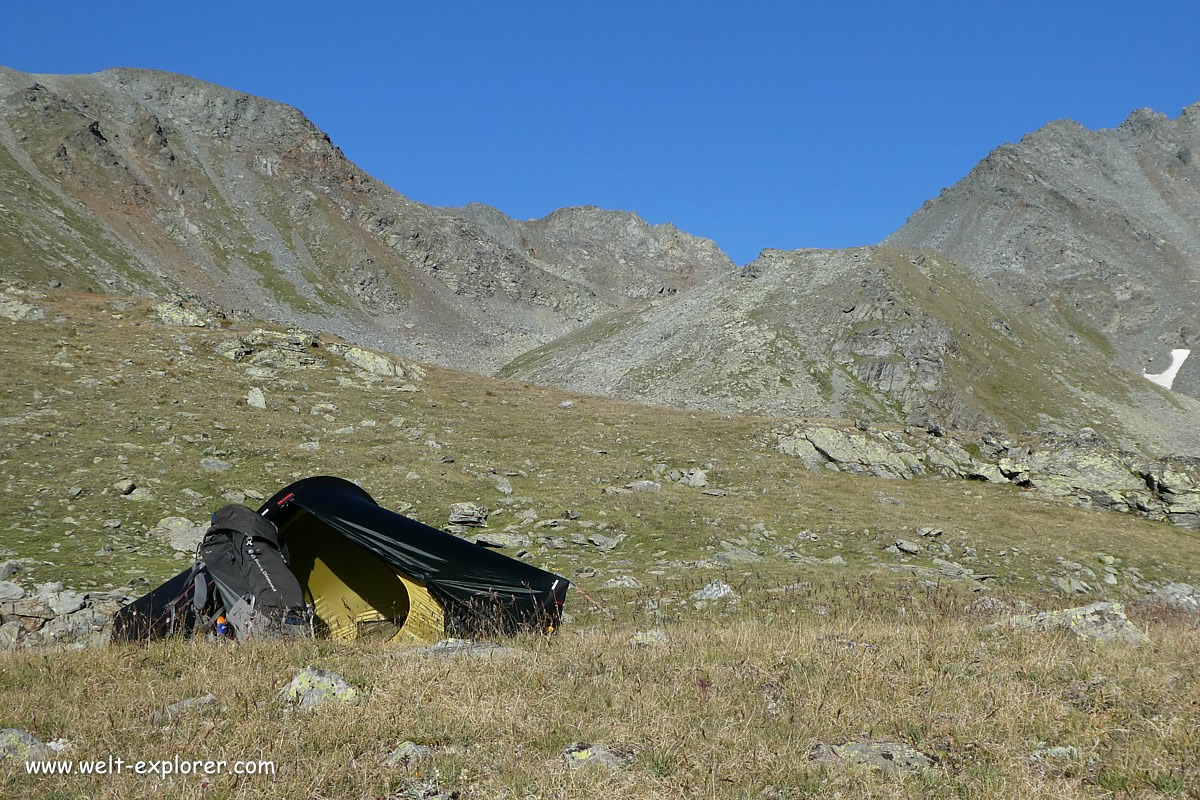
left=808, top=741, right=934, bottom=774
left=0, top=728, right=52, bottom=761
left=385, top=740, right=434, bottom=767
left=280, top=667, right=359, bottom=710
left=149, top=517, right=208, bottom=552
left=561, top=742, right=635, bottom=770
left=804, top=427, right=914, bottom=479
left=987, top=601, right=1149, bottom=645
left=0, top=296, right=44, bottom=322
left=153, top=297, right=211, bottom=327
left=340, top=346, right=400, bottom=377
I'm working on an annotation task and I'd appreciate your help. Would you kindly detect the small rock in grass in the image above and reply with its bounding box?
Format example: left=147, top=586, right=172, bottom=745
left=280, top=667, right=358, bottom=710
left=691, top=580, right=736, bottom=602
left=561, top=742, right=634, bottom=770
left=0, top=729, right=53, bottom=761
left=808, top=741, right=934, bottom=775
left=629, top=630, right=669, bottom=647
left=153, top=693, right=219, bottom=723
left=385, top=740, right=434, bottom=767
left=448, top=503, right=488, bottom=527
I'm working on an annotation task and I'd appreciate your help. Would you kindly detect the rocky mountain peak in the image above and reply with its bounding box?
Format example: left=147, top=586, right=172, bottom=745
left=887, top=97, right=1200, bottom=400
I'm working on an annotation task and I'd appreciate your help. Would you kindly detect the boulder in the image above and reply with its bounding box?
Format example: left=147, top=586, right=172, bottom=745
left=1143, top=582, right=1200, bottom=614
left=0, top=621, right=20, bottom=650
left=448, top=503, right=488, bottom=527
left=691, top=580, right=736, bottom=602
left=153, top=298, right=211, bottom=327
left=38, top=585, right=85, bottom=617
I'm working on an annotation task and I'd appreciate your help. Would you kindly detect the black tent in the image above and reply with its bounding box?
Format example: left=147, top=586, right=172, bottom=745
left=113, top=476, right=569, bottom=643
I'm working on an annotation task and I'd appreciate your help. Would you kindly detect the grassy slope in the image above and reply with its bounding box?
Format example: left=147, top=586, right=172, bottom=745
left=1, top=286, right=1199, bottom=798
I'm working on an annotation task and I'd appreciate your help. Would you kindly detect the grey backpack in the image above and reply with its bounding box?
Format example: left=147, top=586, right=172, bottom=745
left=198, top=504, right=311, bottom=640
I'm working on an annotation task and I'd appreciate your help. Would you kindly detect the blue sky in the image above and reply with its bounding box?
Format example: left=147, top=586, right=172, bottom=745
left=4, top=1, right=1199, bottom=264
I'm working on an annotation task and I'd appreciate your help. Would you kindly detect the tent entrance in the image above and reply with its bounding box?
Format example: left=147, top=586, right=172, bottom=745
left=279, top=513, right=445, bottom=644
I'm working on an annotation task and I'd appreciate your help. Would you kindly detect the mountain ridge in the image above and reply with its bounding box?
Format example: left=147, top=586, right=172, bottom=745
left=2, top=65, right=1198, bottom=454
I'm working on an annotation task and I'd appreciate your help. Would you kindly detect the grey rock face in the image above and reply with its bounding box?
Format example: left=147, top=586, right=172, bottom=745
left=774, top=425, right=1200, bottom=531
left=0, top=67, right=731, bottom=377
left=888, top=103, right=1200, bottom=402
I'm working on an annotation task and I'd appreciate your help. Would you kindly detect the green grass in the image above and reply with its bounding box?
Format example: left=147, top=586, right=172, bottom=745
left=1, top=287, right=1198, bottom=596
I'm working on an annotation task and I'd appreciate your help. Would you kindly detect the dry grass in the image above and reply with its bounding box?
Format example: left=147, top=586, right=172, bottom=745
left=2, top=597, right=1199, bottom=799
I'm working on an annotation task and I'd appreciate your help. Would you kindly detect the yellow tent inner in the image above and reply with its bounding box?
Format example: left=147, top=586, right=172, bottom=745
left=279, top=514, right=444, bottom=645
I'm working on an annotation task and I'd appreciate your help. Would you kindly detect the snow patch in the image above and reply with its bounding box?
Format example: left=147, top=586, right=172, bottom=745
left=1142, top=349, right=1191, bottom=390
